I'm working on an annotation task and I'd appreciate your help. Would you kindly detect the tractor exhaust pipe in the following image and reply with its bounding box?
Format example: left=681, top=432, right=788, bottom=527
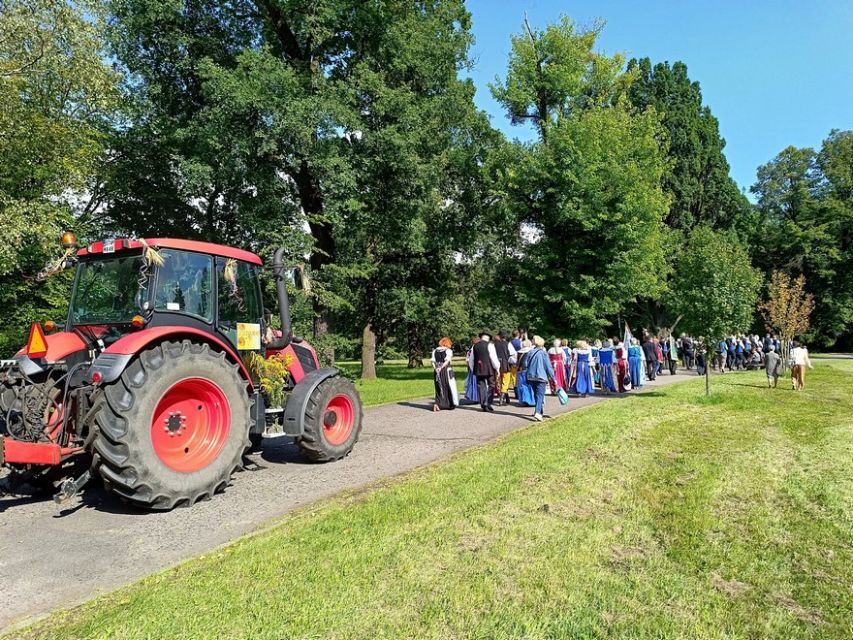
left=269, top=248, right=292, bottom=349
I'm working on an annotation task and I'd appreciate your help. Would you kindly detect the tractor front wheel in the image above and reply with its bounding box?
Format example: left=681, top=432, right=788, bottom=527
left=297, top=377, right=363, bottom=462
left=91, top=340, right=250, bottom=509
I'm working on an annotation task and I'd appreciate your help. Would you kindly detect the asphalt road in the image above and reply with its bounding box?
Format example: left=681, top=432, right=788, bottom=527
left=0, top=370, right=696, bottom=631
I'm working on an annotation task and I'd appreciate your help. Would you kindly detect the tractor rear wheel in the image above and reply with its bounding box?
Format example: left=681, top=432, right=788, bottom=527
left=297, top=377, right=362, bottom=462
left=91, top=340, right=250, bottom=510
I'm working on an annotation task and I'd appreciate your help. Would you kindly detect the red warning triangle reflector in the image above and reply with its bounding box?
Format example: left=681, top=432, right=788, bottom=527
left=27, top=323, right=48, bottom=359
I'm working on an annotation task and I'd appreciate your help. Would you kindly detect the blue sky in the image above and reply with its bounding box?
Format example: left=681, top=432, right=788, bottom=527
left=465, top=0, right=853, bottom=194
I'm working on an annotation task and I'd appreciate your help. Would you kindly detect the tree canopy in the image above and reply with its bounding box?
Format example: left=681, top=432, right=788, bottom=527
left=669, top=226, right=761, bottom=340
left=0, top=0, right=120, bottom=353
left=625, top=58, right=753, bottom=234
left=751, top=130, right=853, bottom=347
left=489, top=17, right=670, bottom=337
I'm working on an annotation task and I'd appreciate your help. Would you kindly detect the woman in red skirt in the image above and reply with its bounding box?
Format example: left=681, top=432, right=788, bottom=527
left=614, top=340, right=628, bottom=392
left=548, top=338, right=568, bottom=393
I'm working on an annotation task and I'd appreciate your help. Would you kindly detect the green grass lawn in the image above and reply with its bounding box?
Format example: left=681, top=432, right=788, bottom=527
left=336, top=358, right=465, bottom=406
left=17, top=362, right=853, bottom=640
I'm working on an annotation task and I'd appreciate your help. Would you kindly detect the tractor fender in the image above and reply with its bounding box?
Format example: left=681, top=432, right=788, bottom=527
left=282, top=368, right=340, bottom=436
left=89, top=327, right=254, bottom=389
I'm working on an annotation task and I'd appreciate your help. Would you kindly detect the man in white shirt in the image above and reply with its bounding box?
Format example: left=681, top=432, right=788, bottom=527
left=790, top=341, right=813, bottom=391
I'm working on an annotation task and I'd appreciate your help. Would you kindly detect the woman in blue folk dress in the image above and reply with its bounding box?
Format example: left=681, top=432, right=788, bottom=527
left=514, top=340, right=535, bottom=406
left=464, top=337, right=479, bottom=403
left=628, top=338, right=644, bottom=389
left=571, top=340, right=595, bottom=396
left=598, top=340, right=617, bottom=393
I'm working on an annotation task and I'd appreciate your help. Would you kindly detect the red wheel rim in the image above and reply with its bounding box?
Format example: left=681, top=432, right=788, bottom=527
left=151, top=378, right=231, bottom=472
left=323, top=394, right=355, bottom=446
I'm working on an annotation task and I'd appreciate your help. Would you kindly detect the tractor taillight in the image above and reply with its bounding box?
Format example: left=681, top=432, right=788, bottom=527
left=91, top=371, right=102, bottom=384
left=131, top=315, right=145, bottom=329
left=44, top=320, right=56, bottom=332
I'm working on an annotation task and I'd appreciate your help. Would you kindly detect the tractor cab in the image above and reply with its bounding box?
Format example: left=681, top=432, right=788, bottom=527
left=69, top=239, right=265, bottom=354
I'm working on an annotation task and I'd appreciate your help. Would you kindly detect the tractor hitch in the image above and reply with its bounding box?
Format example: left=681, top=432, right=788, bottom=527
left=53, top=469, right=91, bottom=505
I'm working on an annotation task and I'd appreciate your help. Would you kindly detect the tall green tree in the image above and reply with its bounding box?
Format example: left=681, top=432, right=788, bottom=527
left=751, top=130, right=853, bottom=348
left=0, top=0, right=120, bottom=353
left=668, top=226, right=761, bottom=395
left=622, top=58, right=757, bottom=333
left=489, top=17, right=670, bottom=337
left=103, top=0, right=486, bottom=350
left=626, top=58, right=753, bottom=234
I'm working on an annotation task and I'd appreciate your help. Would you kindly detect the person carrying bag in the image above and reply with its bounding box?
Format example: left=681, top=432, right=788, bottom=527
left=524, top=336, right=556, bottom=421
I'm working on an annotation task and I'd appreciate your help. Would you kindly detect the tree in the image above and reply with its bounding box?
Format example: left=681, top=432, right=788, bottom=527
left=489, top=16, right=670, bottom=337
left=751, top=131, right=853, bottom=348
left=0, top=0, right=120, bottom=353
left=622, top=58, right=756, bottom=333
left=103, top=0, right=485, bottom=356
left=669, top=226, right=761, bottom=395
left=625, top=58, right=753, bottom=234
left=760, top=271, right=815, bottom=370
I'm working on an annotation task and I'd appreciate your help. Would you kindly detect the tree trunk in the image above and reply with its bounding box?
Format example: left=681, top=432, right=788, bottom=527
left=361, top=323, right=377, bottom=380
left=780, top=333, right=791, bottom=374
left=291, top=159, right=337, bottom=359
left=407, top=323, right=423, bottom=368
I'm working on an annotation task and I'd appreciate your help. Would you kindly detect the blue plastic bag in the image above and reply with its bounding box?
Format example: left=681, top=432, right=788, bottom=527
left=556, top=387, right=569, bottom=405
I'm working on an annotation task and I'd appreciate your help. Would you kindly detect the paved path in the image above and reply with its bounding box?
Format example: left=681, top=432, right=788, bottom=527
left=0, top=370, right=696, bottom=631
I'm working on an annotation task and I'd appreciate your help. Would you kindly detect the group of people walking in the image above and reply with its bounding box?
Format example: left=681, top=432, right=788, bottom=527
left=430, top=328, right=815, bottom=419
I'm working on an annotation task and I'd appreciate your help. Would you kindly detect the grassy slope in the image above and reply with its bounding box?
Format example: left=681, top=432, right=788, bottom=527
left=337, top=359, right=465, bottom=407
left=19, top=362, right=853, bottom=640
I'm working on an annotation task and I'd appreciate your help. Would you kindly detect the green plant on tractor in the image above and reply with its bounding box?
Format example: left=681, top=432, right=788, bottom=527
left=0, top=235, right=363, bottom=510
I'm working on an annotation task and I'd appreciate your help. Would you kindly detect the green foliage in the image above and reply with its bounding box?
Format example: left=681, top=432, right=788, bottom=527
left=626, top=58, right=754, bottom=234
left=103, top=0, right=493, bottom=368
left=0, top=200, right=76, bottom=354
left=490, top=16, right=670, bottom=336
left=751, top=130, right=853, bottom=348
left=0, top=0, right=120, bottom=354
left=669, top=226, right=761, bottom=340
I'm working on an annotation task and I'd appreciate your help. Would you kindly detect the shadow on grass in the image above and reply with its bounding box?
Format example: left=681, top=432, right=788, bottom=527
left=727, top=382, right=774, bottom=389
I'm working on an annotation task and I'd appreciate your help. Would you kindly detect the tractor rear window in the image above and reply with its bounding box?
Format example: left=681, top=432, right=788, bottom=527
left=70, top=255, right=147, bottom=325
left=154, top=250, right=213, bottom=322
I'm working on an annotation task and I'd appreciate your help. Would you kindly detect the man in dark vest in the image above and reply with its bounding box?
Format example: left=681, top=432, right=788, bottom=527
left=642, top=335, right=658, bottom=381
left=468, top=331, right=500, bottom=412
left=681, top=333, right=695, bottom=370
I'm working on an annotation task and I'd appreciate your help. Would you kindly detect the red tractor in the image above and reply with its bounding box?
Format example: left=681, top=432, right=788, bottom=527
left=0, top=237, right=362, bottom=509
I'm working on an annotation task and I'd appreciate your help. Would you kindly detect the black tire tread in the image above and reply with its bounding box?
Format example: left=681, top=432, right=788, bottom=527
left=296, top=376, right=363, bottom=462
left=90, top=340, right=250, bottom=510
